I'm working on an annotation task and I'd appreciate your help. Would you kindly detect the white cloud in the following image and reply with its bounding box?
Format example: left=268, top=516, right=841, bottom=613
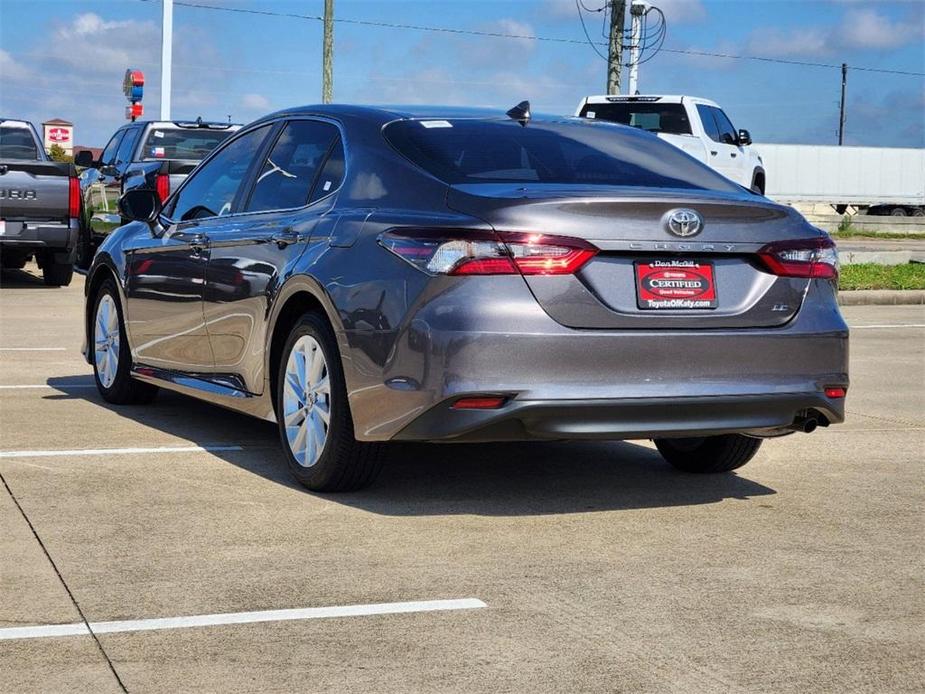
left=838, top=8, right=922, bottom=49
left=242, top=93, right=271, bottom=110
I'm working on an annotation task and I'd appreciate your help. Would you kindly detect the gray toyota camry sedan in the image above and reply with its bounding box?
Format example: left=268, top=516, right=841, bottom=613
left=83, top=103, right=849, bottom=491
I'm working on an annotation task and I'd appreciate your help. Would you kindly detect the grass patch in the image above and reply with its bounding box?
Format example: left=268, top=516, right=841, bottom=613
left=831, top=230, right=925, bottom=240
left=839, top=263, right=925, bottom=291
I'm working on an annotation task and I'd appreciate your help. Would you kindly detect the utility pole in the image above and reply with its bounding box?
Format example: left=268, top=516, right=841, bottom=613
left=606, top=0, right=626, bottom=95
left=838, top=63, right=847, bottom=146
left=627, top=1, right=645, bottom=95
left=160, top=0, right=173, bottom=119
left=322, top=0, right=334, bottom=104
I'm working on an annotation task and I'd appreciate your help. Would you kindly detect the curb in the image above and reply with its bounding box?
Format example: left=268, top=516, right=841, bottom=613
left=838, top=290, right=925, bottom=306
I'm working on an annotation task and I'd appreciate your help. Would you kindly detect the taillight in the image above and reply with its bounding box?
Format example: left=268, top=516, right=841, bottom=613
left=155, top=173, right=170, bottom=203
left=379, top=229, right=597, bottom=277
left=758, top=236, right=838, bottom=279
left=824, top=386, right=846, bottom=399
left=451, top=396, right=508, bottom=410
left=68, top=176, right=80, bottom=219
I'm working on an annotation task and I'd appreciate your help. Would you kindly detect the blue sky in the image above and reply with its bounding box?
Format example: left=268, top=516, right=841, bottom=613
left=1, top=0, right=922, bottom=148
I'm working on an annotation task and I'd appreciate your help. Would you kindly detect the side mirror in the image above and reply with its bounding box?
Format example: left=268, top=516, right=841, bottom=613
left=74, top=150, right=95, bottom=168
left=737, top=129, right=752, bottom=146
left=118, top=188, right=162, bottom=224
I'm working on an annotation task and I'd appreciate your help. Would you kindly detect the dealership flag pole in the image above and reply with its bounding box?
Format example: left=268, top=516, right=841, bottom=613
left=161, top=0, right=173, bottom=120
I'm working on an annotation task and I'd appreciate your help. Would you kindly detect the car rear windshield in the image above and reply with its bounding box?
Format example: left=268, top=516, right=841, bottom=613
left=0, top=126, right=39, bottom=160
left=141, top=127, right=235, bottom=161
left=578, top=102, right=692, bottom=135
left=384, top=118, right=738, bottom=191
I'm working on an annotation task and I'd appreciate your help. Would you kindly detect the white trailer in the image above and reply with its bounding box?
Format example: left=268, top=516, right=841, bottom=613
left=755, top=144, right=925, bottom=216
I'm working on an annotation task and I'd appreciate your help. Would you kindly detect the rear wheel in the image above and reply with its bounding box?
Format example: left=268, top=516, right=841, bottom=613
left=890, top=207, right=908, bottom=217
left=654, top=434, right=762, bottom=473
left=42, top=255, right=73, bottom=286
left=91, top=279, right=158, bottom=404
left=276, top=312, right=384, bottom=492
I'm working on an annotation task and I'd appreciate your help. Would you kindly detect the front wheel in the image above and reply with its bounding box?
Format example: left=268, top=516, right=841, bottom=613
left=276, top=312, right=384, bottom=492
left=654, top=434, right=762, bottom=473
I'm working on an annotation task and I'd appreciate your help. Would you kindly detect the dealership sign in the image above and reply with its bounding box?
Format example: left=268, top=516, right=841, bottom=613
left=47, top=127, right=71, bottom=143
left=123, top=69, right=144, bottom=120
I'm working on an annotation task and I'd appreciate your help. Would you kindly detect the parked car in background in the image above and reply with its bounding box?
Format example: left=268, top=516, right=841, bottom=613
left=576, top=95, right=765, bottom=194
left=75, top=118, right=240, bottom=269
left=83, top=103, right=847, bottom=493
left=0, top=118, right=81, bottom=285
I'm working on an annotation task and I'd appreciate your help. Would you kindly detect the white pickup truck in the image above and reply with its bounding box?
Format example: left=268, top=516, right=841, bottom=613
left=576, top=95, right=766, bottom=194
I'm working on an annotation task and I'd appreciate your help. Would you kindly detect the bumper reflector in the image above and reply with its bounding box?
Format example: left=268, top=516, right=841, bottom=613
left=824, top=387, right=846, bottom=398
left=452, top=396, right=507, bottom=410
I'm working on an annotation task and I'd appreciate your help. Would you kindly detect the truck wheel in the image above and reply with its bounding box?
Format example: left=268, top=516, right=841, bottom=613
left=912, top=208, right=924, bottom=217
left=91, top=279, right=158, bottom=404
left=276, top=312, right=384, bottom=492
left=890, top=207, right=908, bottom=217
left=42, top=257, right=74, bottom=287
left=654, top=434, right=762, bottom=473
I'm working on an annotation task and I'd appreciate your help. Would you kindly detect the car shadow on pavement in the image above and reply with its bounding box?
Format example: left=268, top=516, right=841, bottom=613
left=0, top=267, right=58, bottom=288
left=45, top=375, right=776, bottom=515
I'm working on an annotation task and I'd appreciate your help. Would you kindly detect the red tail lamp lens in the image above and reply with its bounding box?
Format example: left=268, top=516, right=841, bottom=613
left=68, top=176, right=81, bottom=218
left=452, top=396, right=508, bottom=410
left=379, top=229, right=597, bottom=277
left=155, top=173, right=170, bottom=203
left=824, top=387, right=846, bottom=398
left=758, top=237, right=838, bottom=279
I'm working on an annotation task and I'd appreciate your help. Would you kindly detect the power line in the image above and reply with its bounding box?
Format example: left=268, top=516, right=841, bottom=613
left=136, top=0, right=925, bottom=77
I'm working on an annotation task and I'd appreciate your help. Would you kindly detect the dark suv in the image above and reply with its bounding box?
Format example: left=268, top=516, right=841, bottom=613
left=75, top=119, right=239, bottom=269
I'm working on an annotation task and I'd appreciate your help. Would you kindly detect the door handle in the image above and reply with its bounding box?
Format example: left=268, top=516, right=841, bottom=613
left=270, top=229, right=304, bottom=247
left=188, top=233, right=208, bottom=254
left=710, top=151, right=718, bottom=156
left=730, top=152, right=737, bottom=158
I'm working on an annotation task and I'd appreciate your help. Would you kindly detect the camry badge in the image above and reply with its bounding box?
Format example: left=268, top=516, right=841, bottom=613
left=664, top=209, right=703, bottom=238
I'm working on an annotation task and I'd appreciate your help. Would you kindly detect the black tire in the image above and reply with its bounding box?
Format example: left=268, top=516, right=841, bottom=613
left=654, top=434, right=762, bottom=473
left=91, top=279, right=158, bottom=405
left=912, top=208, right=925, bottom=218
left=890, top=207, right=908, bottom=217
left=276, top=312, right=384, bottom=492
left=42, top=257, right=74, bottom=286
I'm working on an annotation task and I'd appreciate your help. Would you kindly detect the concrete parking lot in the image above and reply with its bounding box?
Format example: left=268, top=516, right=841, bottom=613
left=1, top=264, right=922, bottom=693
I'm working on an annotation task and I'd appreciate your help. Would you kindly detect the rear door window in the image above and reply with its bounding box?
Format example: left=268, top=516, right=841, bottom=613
left=308, top=137, right=344, bottom=204
left=245, top=120, right=339, bottom=212
left=166, top=125, right=272, bottom=222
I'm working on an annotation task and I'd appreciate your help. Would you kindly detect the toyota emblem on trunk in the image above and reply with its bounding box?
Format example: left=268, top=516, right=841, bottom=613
left=664, top=209, right=704, bottom=237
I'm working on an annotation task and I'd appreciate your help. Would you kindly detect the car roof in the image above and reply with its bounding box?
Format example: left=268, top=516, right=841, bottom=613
left=0, top=118, right=35, bottom=128
left=581, top=95, right=721, bottom=108
left=251, top=104, right=520, bottom=127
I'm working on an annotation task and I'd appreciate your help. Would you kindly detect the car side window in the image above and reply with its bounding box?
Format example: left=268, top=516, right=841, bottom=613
left=711, top=108, right=738, bottom=145
left=100, top=131, right=124, bottom=166
left=696, top=105, right=721, bottom=143
left=166, top=125, right=272, bottom=222
left=115, top=127, right=140, bottom=166
left=245, top=120, right=339, bottom=213
left=308, top=137, right=345, bottom=204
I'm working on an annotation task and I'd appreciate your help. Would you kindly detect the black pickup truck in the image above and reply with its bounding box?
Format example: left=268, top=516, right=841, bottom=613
left=0, top=118, right=81, bottom=286
left=75, top=118, right=239, bottom=269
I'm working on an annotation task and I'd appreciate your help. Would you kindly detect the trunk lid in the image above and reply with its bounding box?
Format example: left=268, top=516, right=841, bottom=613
left=446, top=183, right=824, bottom=329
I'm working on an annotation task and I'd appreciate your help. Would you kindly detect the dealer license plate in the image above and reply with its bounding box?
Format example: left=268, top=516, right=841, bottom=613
left=635, top=259, right=717, bottom=310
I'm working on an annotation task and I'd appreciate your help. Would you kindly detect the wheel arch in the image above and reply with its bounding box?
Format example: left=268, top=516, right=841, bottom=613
left=265, top=275, right=346, bottom=415
left=751, top=166, right=766, bottom=195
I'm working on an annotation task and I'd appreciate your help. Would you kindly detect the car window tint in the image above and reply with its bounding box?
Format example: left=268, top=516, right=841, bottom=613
left=141, top=128, right=235, bottom=162
left=579, top=103, right=692, bottom=135
left=167, top=125, right=272, bottom=222
left=246, top=120, right=339, bottom=212
left=696, top=105, right=721, bottom=142
left=100, top=131, right=124, bottom=166
left=0, top=126, right=39, bottom=159
left=308, top=137, right=344, bottom=204
left=384, top=119, right=740, bottom=192
left=711, top=108, right=738, bottom=145
left=115, top=127, right=140, bottom=165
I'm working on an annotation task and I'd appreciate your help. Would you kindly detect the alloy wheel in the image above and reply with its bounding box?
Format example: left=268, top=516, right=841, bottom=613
left=282, top=335, right=331, bottom=467
left=94, top=294, right=120, bottom=389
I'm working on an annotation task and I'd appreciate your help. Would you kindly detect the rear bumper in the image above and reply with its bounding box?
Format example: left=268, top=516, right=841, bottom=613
left=394, top=392, right=845, bottom=442
left=342, top=276, right=849, bottom=442
left=0, top=219, right=79, bottom=258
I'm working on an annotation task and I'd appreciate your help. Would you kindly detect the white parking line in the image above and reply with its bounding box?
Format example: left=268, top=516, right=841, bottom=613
left=0, top=598, right=488, bottom=641
left=0, top=445, right=243, bottom=459
left=0, top=347, right=67, bottom=351
left=850, top=324, right=925, bottom=329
